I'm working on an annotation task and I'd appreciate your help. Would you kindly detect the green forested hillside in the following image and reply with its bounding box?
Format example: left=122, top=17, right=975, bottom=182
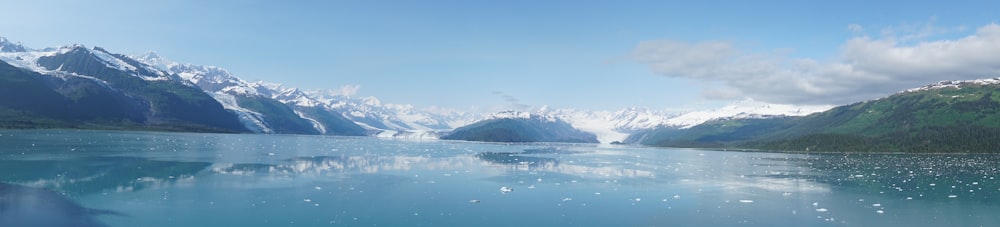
left=634, top=80, right=1000, bottom=153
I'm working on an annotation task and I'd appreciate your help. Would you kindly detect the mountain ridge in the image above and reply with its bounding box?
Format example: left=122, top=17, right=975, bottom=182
left=632, top=78, right=1000, bottom=152
left=1, top=36, right=892, bottom=146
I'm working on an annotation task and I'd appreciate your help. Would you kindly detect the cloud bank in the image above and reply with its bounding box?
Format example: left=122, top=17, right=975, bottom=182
left=633, top=23, right=1000, bottom=105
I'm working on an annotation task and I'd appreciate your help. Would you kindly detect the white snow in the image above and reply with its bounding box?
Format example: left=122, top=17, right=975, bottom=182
left=661, top=99, right=833, bottom=129
left=211, top=93, right=272, bottom=133
left=294, top=110, right=326, bottom=134
left=904, top=77, right=1000, bottom=93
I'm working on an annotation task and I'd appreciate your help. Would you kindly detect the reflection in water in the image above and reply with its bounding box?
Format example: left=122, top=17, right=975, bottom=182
left=0, top=157, right=210, bottom=195
left=3, top=130, right=999, bottom=227
left=754, top=154, right=1000, bottom=202
left=475, top=147, right=654, bottom=178
left=212, top=155, right=473, bottom=177
left=0, top=182, right=123, bottom=227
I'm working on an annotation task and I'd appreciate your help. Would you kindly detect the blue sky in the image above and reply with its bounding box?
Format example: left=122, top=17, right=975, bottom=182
left=3, top=0, right=1000, bottom=112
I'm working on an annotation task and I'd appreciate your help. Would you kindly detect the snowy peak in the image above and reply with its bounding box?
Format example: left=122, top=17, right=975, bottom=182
left=903, top=77, right=1000, bottom=93
left=270, top=86, right=323, bottom=108
left=26, top=44, right=174, bottom=82
left=487, top=110, right=559, bottom=123
left=0, top=37, right=28, bottom=52
left=134, top=51, right=171, bottom=71
left=606, top=107, right=675, bottom=132
left=169, top=63, right=260, bottom=95
left=662, top=99, right=832, bottom=129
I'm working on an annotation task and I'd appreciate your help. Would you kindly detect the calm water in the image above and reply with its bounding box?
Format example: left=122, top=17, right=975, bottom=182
left=1, top=130, right=998, bottom=227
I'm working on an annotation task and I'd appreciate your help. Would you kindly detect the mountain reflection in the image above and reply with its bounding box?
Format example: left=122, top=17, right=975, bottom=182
left=0, top=182, right=123, bottom=227
left=475, top=147, right=654, bottom=178
left=211, top=148, right=655, bottom=180
left=0, top=157, right=209, bottom=195
left=212, top=155, right=472, bottom=176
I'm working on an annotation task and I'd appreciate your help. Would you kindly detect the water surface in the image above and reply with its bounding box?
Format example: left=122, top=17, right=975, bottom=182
left=1, top=130, right=998, bottom=226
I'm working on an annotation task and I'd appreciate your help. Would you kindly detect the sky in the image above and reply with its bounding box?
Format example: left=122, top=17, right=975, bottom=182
left=3, top=0, right=1000, bottom=113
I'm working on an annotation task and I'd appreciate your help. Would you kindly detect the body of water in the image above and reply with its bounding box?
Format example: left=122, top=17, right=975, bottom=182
left=1, top=130, right=998, bottom=226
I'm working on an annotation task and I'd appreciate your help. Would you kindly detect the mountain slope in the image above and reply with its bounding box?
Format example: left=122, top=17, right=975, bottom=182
left=753, top=79, right=1000, bottom=152
left=1, top=43, right=246, bottom=132
left=135, top=53, right=368, bottom=136
left=634, top=78, right=1000, bottom=153
left=441, top=111, right=598, bottom=143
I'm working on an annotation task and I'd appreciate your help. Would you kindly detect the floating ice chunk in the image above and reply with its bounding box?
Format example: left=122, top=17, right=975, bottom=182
left=872, top=203, right=881, bottom=207
left=563, top=197, right=573, bottom=202
left=314, top=186, right=322, bottom=190
left=947, top=195, right=957, bottom=198
left=303, top=199, right=312, bottom=203
left=739, top=199, right=754, bottom=203
left=673, top=195, right=681, bottom=199
left=815, top=208, right=828, bottom=212
left=876, top=210, right=884, bottom=214
left=500, top=186, right=513, bottom=193
left=812, top=202, right=819, bottom=207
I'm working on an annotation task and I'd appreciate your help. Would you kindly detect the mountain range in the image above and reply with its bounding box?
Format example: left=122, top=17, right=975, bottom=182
left=7, top=37, right=996, bottom=152
left=2, top=37, right=825, bottom=141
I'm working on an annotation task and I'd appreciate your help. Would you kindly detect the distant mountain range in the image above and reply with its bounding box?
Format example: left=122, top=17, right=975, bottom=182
left=1, top=37, right=826, bottom=141
left=8, top=37, right=997, bottom=152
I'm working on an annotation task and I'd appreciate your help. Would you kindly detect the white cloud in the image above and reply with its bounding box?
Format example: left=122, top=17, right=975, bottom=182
left=633, top=23, right=1000, bottom=105
left=847, top=24, right=863, bottom=34
left=334, top=84, right=361, bottom=97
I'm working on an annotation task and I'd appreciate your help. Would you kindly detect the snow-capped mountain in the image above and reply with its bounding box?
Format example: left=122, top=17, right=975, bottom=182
left=0, top=37, right=246, bottom=132
left=535, top=107, right=676, bottom=144
left=510, top=100, right=831, bottom=144
left=134, top=51, right=477, bottom=137
left=660, top=99, right=833, bottom=129
left=304, top=90, right=479, bottom=138
left=0, top=37, right=28, bottom=53
left=0, top=36, right=834, bottom=143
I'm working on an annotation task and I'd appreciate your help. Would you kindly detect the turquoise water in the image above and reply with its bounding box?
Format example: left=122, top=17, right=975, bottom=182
left=1, top=130, right=999, bottom=226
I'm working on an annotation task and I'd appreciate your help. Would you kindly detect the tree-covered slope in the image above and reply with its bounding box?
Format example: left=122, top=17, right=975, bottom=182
left=633, top=79, right=1000, bottom=153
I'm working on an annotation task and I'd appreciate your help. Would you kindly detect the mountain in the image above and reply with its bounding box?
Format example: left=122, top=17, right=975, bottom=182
left=135, top=53, right=367, bottom=136
left=303, top=90, right=478, bottom=138
left=0, top=42, right=246, bottom=132
left=530, top=101, right=830, bottom=144
left=135, top=51, right=481, bottom=138
left=632, top=78, right=1000, bottom=153
left=0, top=37, right=27, bottom=52
left=441, top=110, right=599, bottom=143
left=0, top=36, right=843, bottom=142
